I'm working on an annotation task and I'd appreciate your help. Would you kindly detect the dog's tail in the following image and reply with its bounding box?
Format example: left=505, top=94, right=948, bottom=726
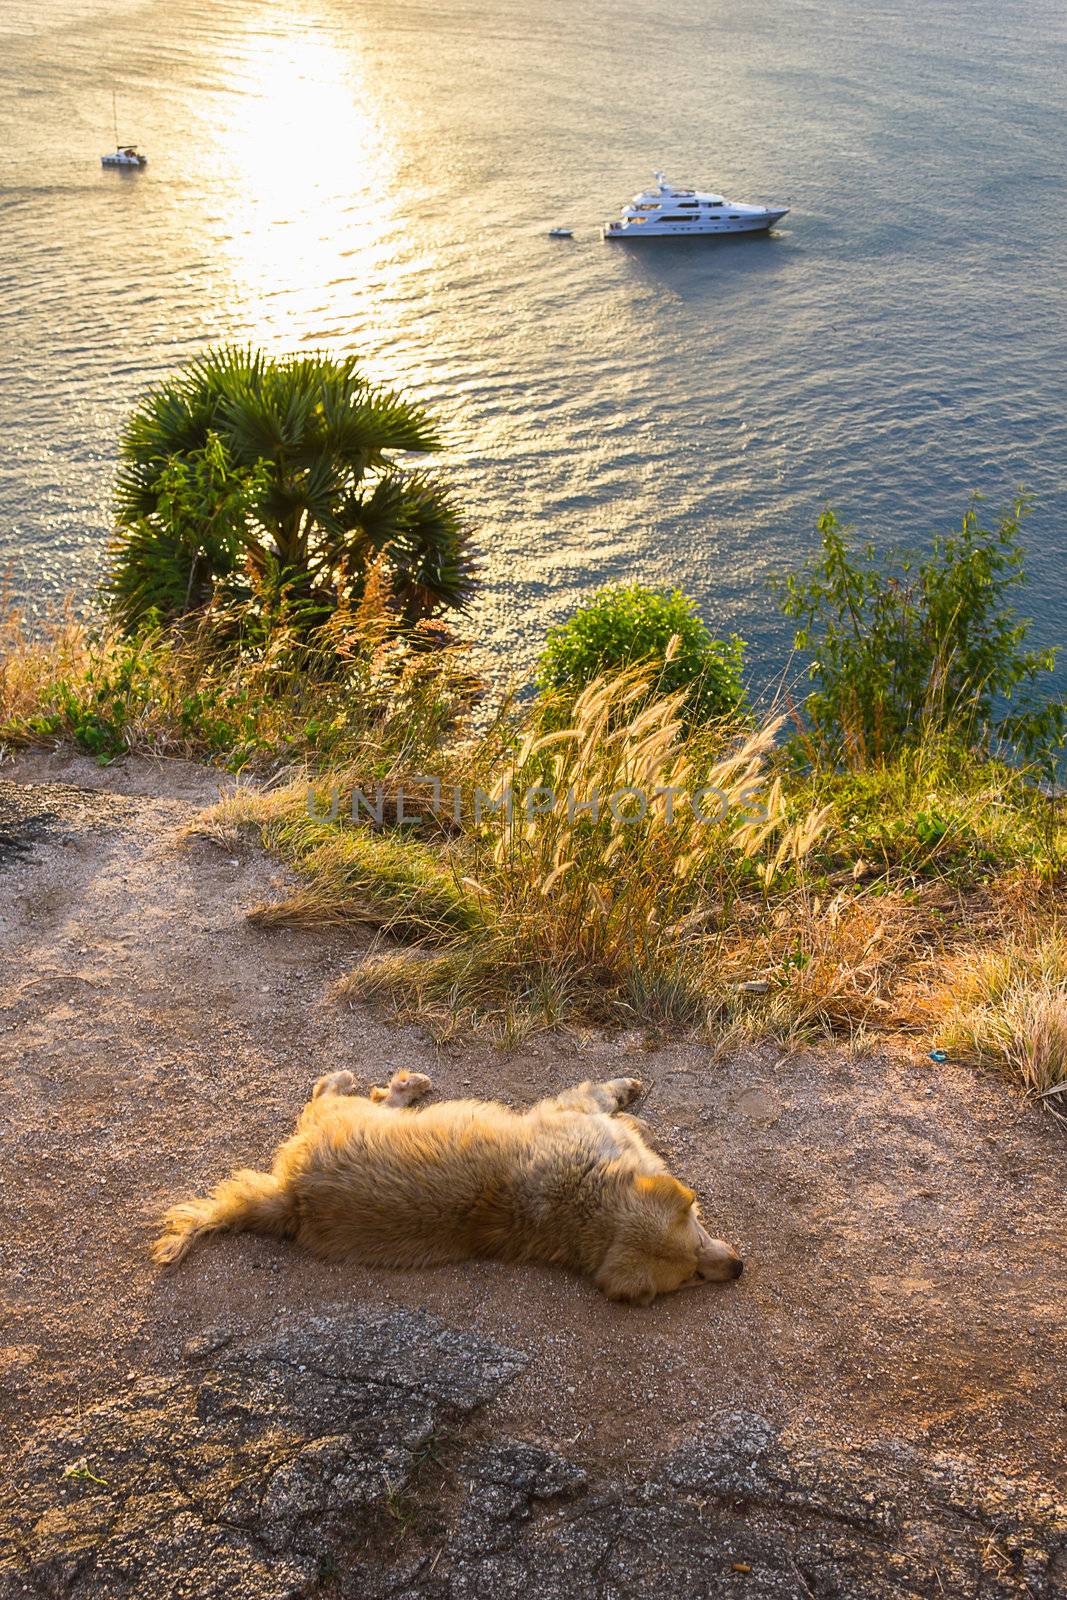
left=151, top=1169, right=295, bottom=1266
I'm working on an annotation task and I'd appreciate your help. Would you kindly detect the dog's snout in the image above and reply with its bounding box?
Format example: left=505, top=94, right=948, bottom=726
left=694, top=1237, right=745, bottom=1283
left=713, top=1252, right=743, bottom=1282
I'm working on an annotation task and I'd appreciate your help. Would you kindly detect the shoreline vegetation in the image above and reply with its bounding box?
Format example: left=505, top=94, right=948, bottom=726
left=2, top=348, right=1065, bottom=1108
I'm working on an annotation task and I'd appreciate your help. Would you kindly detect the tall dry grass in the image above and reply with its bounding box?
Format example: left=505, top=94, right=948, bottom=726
left=703, top=886, right=925, bottom=1047
left=0, top=596, right=477, bottom=769
left=933, top=924, right=1067, bottom=1107
left=204, top=667, right=860, bottom=1039
left=11, top=595, right=1060, bottom=1076
left=0, top=597, right=89, bottom=731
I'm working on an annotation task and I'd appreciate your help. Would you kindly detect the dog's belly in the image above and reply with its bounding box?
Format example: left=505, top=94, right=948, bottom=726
left=286, top=1129, right=514, bottom=1268
left=281, top=1109, right=616, bottom=1272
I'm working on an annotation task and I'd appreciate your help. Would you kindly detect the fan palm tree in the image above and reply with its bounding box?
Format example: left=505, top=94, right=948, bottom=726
left=109, top=346, right=475, bottom=631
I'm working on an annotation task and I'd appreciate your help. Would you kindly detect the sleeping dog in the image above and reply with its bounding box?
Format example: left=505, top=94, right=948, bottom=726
left=153, top=1071, right=743, bottom=1304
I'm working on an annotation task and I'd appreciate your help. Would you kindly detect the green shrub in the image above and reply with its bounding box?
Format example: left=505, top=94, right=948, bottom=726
left=777, top=498, right=1065, bottom=772
left=107, top=434, right=267, bottom=628
left=537, top=584, right=745, bottom=723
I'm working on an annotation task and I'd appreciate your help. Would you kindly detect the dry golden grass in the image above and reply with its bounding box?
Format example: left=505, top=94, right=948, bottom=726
left=4, top=512, right=1064, bottom=1146
left=0, top=597, right=89, bottom=730
left=208, top=670, right=1046, bottom=1056
left=13, top=594, right=1060, bottom=1080
left=193, top=777, right=481, bottom=941
left=703, top=886, right=926, bottom=1049
left=196, top=669, right=857, bottom=1043
left=933, top=923, right=1067, bottom=1106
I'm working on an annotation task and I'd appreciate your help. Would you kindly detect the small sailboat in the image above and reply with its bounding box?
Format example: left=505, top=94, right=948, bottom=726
left=101, top=91, right=147, bottom=168
left=548, top=227, right=574, bottom=239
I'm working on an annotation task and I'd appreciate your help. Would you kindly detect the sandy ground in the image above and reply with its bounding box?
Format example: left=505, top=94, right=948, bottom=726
left=1, top=747, right=1064, bottom=1494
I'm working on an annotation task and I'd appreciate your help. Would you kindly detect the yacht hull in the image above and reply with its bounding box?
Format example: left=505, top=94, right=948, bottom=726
left=604, top=210, right=786, bottom=239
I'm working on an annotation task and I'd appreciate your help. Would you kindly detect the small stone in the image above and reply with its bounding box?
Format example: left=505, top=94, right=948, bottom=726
left=182, top=1328, right=234, bottom=1362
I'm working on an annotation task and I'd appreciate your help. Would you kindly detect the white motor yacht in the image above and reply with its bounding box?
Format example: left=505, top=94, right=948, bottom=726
left=604, top=172, right=786, bottom=239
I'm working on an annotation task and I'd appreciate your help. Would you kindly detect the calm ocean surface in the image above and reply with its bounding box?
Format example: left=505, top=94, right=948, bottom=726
left=1, top=0, right=1065, bottom=692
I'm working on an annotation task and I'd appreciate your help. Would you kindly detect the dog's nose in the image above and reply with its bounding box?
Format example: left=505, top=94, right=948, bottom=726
left=695, top=1244, right=745, bottom=1282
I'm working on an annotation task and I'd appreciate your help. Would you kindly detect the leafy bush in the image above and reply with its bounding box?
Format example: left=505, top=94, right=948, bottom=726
left=537, top=584, right=745, bottom=723
left=109, top=346, right=475, bottom=634
left=778, top=498, right=1065, bottom=771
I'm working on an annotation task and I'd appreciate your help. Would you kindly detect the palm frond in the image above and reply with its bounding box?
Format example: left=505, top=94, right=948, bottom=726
left=346, top=472, right=476, bottom=618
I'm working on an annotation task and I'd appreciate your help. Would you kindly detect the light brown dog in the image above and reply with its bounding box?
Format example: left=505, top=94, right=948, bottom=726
left=152, top=1071, right=743, bottom=1304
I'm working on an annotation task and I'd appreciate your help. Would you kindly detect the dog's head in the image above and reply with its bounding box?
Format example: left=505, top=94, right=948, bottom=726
left=595, top=1173, right=743, bottom=1306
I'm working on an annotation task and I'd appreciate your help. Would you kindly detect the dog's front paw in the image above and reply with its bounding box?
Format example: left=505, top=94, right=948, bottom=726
left=372, top=1070, right=434, bottom=1107
left=312, top=1070, right=359, bottom=1100
left=610, top=1077, right=643, bottom=1108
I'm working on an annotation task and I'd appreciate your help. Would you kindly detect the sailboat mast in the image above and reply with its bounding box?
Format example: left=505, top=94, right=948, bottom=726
left=112, top=89, right=118, bottom=145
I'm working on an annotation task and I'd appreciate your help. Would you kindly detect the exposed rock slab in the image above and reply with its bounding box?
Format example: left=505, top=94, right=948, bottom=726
left=3, top=1324, right=1064, bottom=1599
left=0, top=1309, right=527, bottom=1600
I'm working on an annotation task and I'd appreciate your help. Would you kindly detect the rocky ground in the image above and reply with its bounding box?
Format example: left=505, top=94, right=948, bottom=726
left=0, top=751, right=1064, bottom=1599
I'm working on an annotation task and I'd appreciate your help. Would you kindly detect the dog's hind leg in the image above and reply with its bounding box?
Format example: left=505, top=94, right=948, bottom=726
left=533, top=1078, right=643, bottom=1115
left=370, top=1070, right=434, bottom=1107
left=312, top=1070, right=360, bottom=1100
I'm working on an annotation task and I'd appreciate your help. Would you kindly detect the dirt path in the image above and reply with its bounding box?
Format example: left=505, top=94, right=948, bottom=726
left=1, top=751, right=1064, bottom=1598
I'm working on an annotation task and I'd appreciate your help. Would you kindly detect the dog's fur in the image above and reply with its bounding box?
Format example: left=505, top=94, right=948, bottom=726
left=152, top=1071, right=743, bottom=1304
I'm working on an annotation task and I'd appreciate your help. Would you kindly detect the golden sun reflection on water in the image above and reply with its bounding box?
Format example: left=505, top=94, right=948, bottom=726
left=207, top=20, right=400, bottom=345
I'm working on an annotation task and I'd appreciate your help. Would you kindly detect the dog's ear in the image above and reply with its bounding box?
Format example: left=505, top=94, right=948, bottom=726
left=635, top=1174, right=696, bottom=1214
left=594, top=1245, right=658, bottom=1306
